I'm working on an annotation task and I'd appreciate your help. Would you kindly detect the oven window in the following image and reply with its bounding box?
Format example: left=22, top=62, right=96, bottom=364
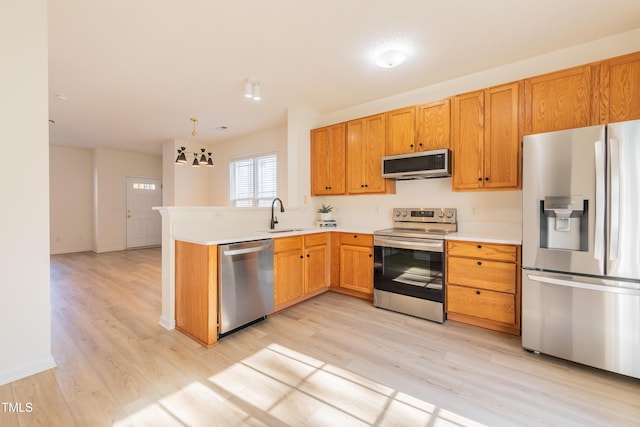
left=374, top=246, right=444, bottom=302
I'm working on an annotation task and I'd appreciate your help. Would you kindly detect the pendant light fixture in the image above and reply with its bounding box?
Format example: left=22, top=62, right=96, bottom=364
left=175, top=118, right=214, bottom=168
left=244, top=78, right=261, bottom=101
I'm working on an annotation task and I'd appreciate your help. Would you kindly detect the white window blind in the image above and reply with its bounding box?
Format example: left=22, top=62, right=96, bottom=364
left=229, top=154, right=277, bottom=207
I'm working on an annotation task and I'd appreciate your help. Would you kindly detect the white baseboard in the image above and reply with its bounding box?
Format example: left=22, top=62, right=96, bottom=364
left=159, top=316, right=175, bottom=330
left=0, top=356, right=57, bottom=386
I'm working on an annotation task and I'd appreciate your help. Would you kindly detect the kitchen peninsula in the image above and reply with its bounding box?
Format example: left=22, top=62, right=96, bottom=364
left=155, top=206, right=522, bottom=347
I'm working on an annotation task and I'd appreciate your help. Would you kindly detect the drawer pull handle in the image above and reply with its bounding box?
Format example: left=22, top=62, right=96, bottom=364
left=477, top=261, right=482, bottom=266
left=476, top=290, right=481, bottom=295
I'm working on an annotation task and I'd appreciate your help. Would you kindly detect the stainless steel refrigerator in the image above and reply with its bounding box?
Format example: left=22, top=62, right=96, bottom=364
left=522, top=119, right=640, bottom=379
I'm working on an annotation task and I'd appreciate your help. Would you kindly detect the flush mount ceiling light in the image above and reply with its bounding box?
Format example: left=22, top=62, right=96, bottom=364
left=244, top=78, right=261, bottom=101
left=175, top=118, right=214, bottom=168
left=375, top=50, right=407, bottom=68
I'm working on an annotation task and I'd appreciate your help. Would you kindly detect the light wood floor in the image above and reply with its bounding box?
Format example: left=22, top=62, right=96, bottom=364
left=1, top=248, right=639, bottom=426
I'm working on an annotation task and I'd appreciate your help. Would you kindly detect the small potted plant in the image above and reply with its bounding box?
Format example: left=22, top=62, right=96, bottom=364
left=317, top=204, right=333, bottom=221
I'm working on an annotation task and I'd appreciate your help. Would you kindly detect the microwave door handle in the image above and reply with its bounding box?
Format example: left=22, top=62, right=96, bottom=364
left=594, top=139, right=605, bottom=266
left=609, top=138, right=620, bottom=261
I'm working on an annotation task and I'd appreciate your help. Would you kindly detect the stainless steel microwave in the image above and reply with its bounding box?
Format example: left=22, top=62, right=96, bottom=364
left=382, top=149, right=451, bottom=179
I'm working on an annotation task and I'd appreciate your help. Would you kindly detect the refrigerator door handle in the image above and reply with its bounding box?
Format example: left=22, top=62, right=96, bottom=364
left=609, top=138, right=620, bottom=261
left=594, top=140, right=605, bottom=263
left=527, top=274, right=640, bottom=296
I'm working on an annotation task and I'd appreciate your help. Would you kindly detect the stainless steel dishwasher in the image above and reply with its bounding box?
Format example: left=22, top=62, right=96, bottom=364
left=218, top=239, right=274, bottom=337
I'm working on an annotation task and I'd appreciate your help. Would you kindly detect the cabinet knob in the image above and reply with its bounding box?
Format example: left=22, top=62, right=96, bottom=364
left=485, top=177, right=489, bottom=181
left=477, top=261, right=482, bottom=266
left=477, top=245, right=482, bottom=249
left=306, top=254, right=310, bottom=257
left=369, top=254, right=373, bottom=258
left=410, top=144, right=414, bottom=148
left=476, top=290, right=481, bottom=295
left=353, top=235, right=358, bottom=238
left=478, top=177, right=482, bottom=181
left=300, top=255, right=304, bottom=259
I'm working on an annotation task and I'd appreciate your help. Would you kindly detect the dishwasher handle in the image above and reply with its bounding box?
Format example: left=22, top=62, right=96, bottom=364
left=223, top=241, right=273, bottom=256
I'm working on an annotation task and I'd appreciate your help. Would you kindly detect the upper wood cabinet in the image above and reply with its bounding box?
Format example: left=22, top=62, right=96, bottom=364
left=386, top=106, right=417, bottom=155
left=452, top=81, right=522, bottom=191
left=524, top=63, right=599, bottom=135
left=386, top=101, right=451, bottom=156
left=346, top=113, right=395, bottom=194
left=600, top=51, right=640, bottom=124
left=310, top=123, right=346, bottom=196
left=417, top=99, right=451, bottom=151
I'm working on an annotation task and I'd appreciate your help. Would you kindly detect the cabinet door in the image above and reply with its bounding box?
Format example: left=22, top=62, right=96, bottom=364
left=305, top=244, right=329, bottom=294
left=362, top=113, right=387, bottom=193
left=346, top=118, right=366, bottom=194
left=346, top=114, right=391, bottom=194
left=417, top=99, right=451, bottom=151
left=175, top=241, right=217, bottom=347
left=386, top=106, right=417, bottom=155
left=600, top=51, right=640, bottom=123
left=274, top=249, right=304, bottom=307
left=310, top=124, right=345, bottom=195
left=452, top=90, right=484, bottom=190
left=339, top=245, right=373, bottom=294
left=484, top=82, right=521, bottom=189
left=524, top=63, right=599, bottom=134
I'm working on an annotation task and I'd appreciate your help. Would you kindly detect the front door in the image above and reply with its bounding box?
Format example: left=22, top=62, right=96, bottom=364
left=126, top=176, right=162, bottom=248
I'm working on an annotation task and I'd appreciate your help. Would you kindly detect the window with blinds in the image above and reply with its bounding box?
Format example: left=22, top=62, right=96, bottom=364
left=229, top=154, right=277, bottom=207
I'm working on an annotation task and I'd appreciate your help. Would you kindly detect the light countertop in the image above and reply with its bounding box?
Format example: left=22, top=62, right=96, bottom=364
left=174, top=227, right=522, bottom=246
left=173, top=227, right=376, bottom=246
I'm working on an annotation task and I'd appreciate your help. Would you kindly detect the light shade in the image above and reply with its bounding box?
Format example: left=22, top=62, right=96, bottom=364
left=252, top=83, right=261, bottom=100
left=375, top=50, right=407, bottom=68
left=244, top=81, right=254, bottom=98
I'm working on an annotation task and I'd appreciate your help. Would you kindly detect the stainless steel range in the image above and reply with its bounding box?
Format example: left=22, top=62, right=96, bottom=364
left=373, top=208, right=457, bottom=323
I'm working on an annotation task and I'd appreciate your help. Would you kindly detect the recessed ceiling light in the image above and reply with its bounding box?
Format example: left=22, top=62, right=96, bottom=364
left=375, top=50, right=407, bottom=68
left=216, top=126, right=228, bottom=131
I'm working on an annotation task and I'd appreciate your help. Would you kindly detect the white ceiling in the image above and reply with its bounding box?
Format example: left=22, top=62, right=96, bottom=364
left=48, top=0, right=640, bottom=155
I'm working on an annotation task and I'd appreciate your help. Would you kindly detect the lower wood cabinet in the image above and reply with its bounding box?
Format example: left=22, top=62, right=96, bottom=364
left=338, top=233, right=374, bottom=295
left=445, top=240, right=521, bottom=335
left=274, top=233, right=329, bottom=310
left=175, top=240, right=218, bottom=347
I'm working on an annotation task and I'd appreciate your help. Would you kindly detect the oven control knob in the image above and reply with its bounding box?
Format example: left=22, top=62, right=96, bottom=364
left=446, top=211, right=454, bottom=218
left=395, top=210, right=401, bottom=217
left=401, top=210, right=408, bottom=217
left=438, top=211, right=445, bottom=218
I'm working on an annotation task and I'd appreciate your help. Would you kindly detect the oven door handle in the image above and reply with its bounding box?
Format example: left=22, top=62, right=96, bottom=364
left=374, top=237, right=443, bottom=252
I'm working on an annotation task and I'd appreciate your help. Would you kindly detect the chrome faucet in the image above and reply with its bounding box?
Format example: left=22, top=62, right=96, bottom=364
left=270, top=197, right=285, bottom=229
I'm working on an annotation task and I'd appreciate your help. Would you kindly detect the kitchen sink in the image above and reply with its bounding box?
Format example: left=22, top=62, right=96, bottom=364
left=260, top=228, right=307, bottom=233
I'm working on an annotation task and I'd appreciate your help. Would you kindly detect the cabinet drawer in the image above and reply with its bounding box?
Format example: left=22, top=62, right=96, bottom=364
left=274, top=236, right=304, bottom=253
left=305, top=232, right=328, bottom=247
left=448, top=257, right=516, bottom=292
left=447, top=240, right=517, bottom=262
left=447, top=285, right=515, bottom=325
left=340, top=233, right=373, bottom=247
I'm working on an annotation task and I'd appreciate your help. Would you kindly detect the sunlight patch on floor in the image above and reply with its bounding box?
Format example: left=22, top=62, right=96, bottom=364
left=113, top=342, right=486, bottom=426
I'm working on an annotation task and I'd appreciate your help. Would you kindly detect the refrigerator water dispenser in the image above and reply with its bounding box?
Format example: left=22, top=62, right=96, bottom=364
left=539, top=196, right=588, bottom=251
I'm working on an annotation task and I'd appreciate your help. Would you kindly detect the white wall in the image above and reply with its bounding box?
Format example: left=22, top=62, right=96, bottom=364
left=93, top=148, right=162, bottom=252
left=208, top=126, right=288, bottom=206
left=50, top=146, right=94, bottom=254
left=0, top=0, right=56, bottom=385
